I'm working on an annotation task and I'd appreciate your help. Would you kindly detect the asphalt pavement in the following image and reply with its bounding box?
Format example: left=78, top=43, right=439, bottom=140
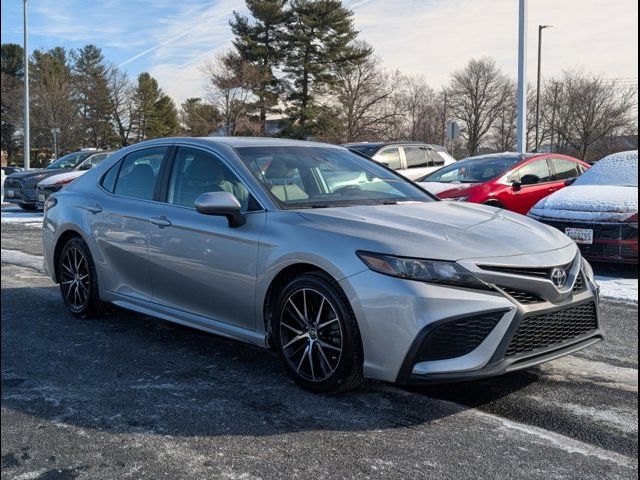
left=1, top=220, right=638, bottom=480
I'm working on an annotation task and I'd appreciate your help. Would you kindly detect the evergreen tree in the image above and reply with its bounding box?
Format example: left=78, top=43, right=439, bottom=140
left=283, top=0, right=371, bottom=138
left=230, top=0, right=289, bottom=135
left=1, top=43, right=24, bottom=162
left=180, top=98, right=220, bottom=136
left=73, top=45, right=114, bottom=147
left=133, top=72, right=179, bottom=141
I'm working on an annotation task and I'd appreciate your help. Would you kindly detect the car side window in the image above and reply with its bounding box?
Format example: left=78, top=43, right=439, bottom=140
left=167, top=147, right=257, bottom=212
left=113, top=147, right=167, bottom=200
left=403, top=146, right=430, bottom=168
left=374, top=147, right=402, bottom=170
left=551, top=158, right=580, bottom=180
left=427, top=150, right=446, bottom=167
left=100, top=161, right=121, bottom=193
left=514, top=159, right=552, bottom=185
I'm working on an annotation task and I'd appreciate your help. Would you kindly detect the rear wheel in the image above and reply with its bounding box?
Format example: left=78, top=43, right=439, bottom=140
left=58, top=237, right=106, bottom=318
left=273, top=272, right=364, bottom=393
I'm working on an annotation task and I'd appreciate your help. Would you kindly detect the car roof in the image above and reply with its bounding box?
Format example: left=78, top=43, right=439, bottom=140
left=186, top=137, right=338, bottom=149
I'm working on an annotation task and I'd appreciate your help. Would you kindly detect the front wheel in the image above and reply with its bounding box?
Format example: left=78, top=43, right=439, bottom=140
left=273, top=272, right=364, bottom=393
left=58, top=237, right=106, bottom=318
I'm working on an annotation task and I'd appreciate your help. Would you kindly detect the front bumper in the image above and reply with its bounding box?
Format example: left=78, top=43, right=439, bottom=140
left=3, top=179, right=38, bottom=206
left=35, top=185, right=61, bottom=209
left=339, top=246, right=601, bottom=384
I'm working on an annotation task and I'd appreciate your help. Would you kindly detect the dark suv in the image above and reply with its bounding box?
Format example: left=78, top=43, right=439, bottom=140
left=3, top=150, right=102, bottom=210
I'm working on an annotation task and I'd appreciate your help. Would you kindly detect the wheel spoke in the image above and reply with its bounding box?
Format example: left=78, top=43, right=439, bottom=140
left=287, top=298, right=308, bottom=328
left=317, top=340, right=341, bottom=353
left=296, top=345, right=309, bottom=373
left=283, top=333, right=308, bottom=349
left=317, top=316, right=338, bottom=330
left=314, top=297, right=325, bottom=325
left=281, top=321, right=303, bottom=336
left=302, top=289, right=308, bottom=323
left=316, top=342, right=332, bottom=373
left=308, top=343, right=315, bottom=381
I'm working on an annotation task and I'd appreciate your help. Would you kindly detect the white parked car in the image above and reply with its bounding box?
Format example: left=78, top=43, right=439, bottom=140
left=529, top=150, right=638, bottom=264
left=342, top=142, right=456, bottom=180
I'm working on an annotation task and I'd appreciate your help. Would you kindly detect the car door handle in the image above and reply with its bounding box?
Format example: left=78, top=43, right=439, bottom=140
left=149, top=216, right=172, bottom=228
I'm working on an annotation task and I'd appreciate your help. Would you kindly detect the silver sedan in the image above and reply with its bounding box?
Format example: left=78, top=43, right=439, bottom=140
left=42, top=137, right=602, bottom=393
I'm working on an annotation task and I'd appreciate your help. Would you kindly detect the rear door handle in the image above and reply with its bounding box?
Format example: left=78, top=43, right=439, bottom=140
left=149, top=216, right=172, bottom=228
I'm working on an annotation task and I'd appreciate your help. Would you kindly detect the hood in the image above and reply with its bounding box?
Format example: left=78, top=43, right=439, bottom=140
left=530, top=185, right=638, bottom=222
left=298, top=201, right=572, bottom=261
left=38, top=170, right=85, bottom=187
left=418, top=182, right=481, bottom=198
left=7, top=168, right=69, bottom=184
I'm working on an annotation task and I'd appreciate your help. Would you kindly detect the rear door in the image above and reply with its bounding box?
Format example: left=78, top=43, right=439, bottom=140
left=372, top=146, right=402, bottom=172
left=398, top=146, right=433, bottom=180
left=88, top=146, right=170, bottom=301
left=506, top=158, right=555, bottom=214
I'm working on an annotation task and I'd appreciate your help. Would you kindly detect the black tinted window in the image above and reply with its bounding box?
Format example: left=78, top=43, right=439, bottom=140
left=167, top=147, right=255, bottom=211
left=100, top=161, right=121, bottom=193
left=551, top=158, right=579, bottom=180
left=403, top=146, right=430, bottom=168
left=113, top=147, right=166, bottom=200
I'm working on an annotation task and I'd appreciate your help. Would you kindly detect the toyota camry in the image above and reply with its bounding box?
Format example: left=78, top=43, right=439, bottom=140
left=42, top=138, right=602, bottom=393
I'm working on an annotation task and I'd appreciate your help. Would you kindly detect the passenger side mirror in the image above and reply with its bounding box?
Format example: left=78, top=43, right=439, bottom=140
left=520, top=174, right=541, bottom=186
left=511, top=180, right=522, bottom=192
left=195, top=191, right=246, bottom=228
left=564, top=177, right=577, bottom=186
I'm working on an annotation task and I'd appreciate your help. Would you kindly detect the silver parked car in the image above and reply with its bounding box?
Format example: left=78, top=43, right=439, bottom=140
left=42, top=137, right=602, bottom=393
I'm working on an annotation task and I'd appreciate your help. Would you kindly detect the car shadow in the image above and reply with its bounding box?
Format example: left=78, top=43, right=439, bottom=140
left=591, top=260, right=638, bottom=279
left=1, top=285, right=539, bottom=438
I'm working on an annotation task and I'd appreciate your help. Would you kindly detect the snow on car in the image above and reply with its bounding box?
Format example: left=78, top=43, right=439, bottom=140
left=529, top=151, right=638, bottom=264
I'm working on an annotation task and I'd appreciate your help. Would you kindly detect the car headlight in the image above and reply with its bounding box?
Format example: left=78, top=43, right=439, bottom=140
left=357, top=251, right=491, bottom=290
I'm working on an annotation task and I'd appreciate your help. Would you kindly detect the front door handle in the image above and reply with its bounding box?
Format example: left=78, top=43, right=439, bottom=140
left=149, top=216, right=172, bottom=228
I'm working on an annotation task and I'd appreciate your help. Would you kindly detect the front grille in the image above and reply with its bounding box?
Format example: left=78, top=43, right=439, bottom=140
left=505, top=302, right=598, bottom=357
left=480, top=265, right=551, bottom=278
left=572, top=273, right=585, bottom=293
left=4, top=179, right=22, bottom=189
left=417, top=312, right=505, bottom=361
left=500, top=287, right=545, bottom=304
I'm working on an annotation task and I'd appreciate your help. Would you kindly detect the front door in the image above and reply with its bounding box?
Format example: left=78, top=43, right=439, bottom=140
left=148, top=146, right=266, bottom=331
left=509, top=158, right=556, bottom=214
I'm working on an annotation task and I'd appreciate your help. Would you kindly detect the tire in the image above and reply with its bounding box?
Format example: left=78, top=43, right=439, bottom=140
left=273, top=272, right=364, bottom=393
left=58, top=237, right=106, bottom=318
left=18, top=204, right=38, bottom=211
left=484, top=200, right=504, bottom=209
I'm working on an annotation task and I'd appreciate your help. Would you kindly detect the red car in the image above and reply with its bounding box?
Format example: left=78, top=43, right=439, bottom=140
left=417, top=153, right=590, bottom=215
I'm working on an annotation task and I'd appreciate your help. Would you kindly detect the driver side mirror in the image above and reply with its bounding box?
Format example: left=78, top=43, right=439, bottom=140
left=195, top=191, right=246, bottom=228
left=511, top=180, right=522, bottom=192
left=520, top=174, right=542, bottom=186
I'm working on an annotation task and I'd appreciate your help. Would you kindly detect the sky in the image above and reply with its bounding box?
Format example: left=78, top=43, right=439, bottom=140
left=1, top=0, right=638, bottom=104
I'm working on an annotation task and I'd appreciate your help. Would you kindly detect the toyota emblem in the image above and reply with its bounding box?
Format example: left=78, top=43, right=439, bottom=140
left=551, top=268, right=568, bottom=288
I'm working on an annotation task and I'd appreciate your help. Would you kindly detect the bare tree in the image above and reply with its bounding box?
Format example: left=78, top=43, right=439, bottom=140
left=326, top=56, right=399, bottom=143
left=202, top=52, right=262, bottom=136
left=107, top=66, right=135, bottom=147
left=550, top=70, right=637, bottom=160
left=446, top=57, right=511, bottom=156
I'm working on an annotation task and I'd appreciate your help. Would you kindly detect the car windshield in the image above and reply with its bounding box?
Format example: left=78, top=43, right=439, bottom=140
left=236, top=146, right=434, bottom=209
left=47, top=152, right=92, bottom=170
left=343, top=144, right=382, bottom=158
left=420, top=155, right=524, bottom=183
left=77, top=153, right=110, bottom=170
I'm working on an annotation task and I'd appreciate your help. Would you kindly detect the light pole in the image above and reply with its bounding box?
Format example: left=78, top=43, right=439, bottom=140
left=51, top=127, right=60, bottom=159
left=516, top=0, right=528, bottom=154
left=535, top=25, right=553, bottom=151
left=23, top=0, right=30, bottom=170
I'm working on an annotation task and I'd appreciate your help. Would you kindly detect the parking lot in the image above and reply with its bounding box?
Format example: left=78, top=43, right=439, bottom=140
left=1, top=208, right=638, bottom=479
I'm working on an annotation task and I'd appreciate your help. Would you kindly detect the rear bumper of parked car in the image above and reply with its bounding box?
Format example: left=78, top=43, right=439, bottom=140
left=35, top=185, right=62, bottom=209
left=3, top=178, right=37, bottom=207
left=532, top=217, right=638, bottom=264
left=339, top=255, right=601, bottom=384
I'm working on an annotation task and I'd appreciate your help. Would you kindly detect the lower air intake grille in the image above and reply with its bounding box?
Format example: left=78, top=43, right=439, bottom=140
left=572, top=273, right=585, bottom=293
left=417, top=312, right=505, bottom=361
left=506, top=302, right=598, bottom=357
left=500, top=287, right=545, bottom=304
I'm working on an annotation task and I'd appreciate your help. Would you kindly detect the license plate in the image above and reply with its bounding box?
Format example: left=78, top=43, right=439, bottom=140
left=565, top=227, right=594, bottom=244
left=38, top=194, right=46, bottom=203
left=5, top=189, right=15, bottom=197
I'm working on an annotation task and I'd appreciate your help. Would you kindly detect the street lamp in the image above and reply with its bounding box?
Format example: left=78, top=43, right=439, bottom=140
left=23, top=0, right=30, bottom=170
left=516, top=0, right=528, bottom=154
left=535, top=24, right=553, bottom=151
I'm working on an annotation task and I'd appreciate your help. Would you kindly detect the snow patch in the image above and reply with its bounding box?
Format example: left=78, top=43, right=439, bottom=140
left=1, top=249, right=46, bottom=273
left=575, top=151, right=638, bottom=187
left=1, top=206, right=43, bottom=226
left=596, top=275, right=638, bottom=303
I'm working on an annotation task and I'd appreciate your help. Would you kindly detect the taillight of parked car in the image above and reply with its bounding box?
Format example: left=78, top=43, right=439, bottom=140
left=44, top=196, right=57, bottom=212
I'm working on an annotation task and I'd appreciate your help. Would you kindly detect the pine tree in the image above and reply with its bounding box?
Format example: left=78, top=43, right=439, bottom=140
left=283, top=0, right=371, bottom=138
left=133, top=72, right=179, bottom=141
left=73, top=45, right=114, bottom=148
left=230, top=0, right=289, bottom=135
